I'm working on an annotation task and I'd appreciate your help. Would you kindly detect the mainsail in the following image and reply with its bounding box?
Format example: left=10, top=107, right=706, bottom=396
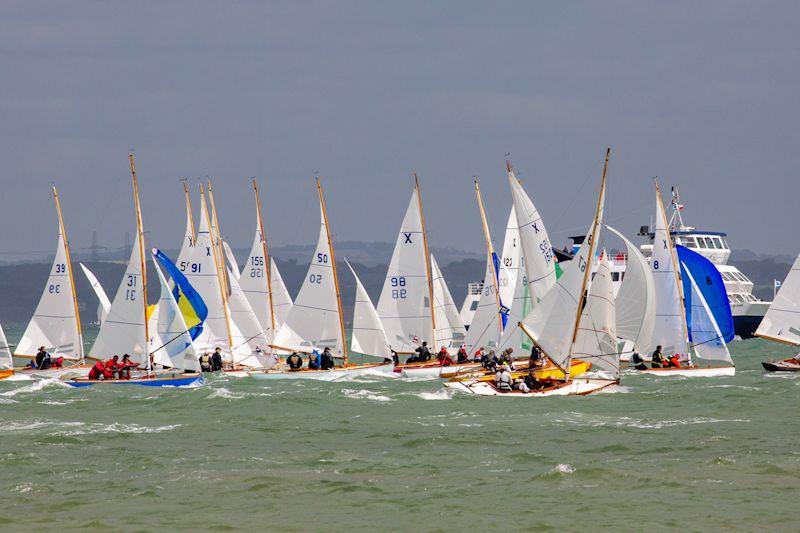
left=17, top=188, right=83, bottom=360
left=273, top=181, right=345, bottom=356
left=377, top=184, right=434, bottom=351
left=227, top=266, right=271, bottom=367
left=346, top=259, right=391, bottom=358
left=756, top=253, right=800, bottom=345
left=607, top=226, right=655, bottom=354
left=464, top=255, right=503, bottom=355
left=431, top=254, right=466, bottom=350
left=239, top=222, right=277, bottom=342
left=0, top=324, right=13, bottom=369
left=176, top=180, right=196, bottom=271
left=649, top=182, right=690, bottom=356
left=572, top=256, right=619, bottom=379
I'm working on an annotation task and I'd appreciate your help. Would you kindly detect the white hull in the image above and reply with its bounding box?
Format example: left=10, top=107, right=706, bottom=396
left=635, top=366, right=735, bottom=377
left=15, top=366, right=88, bottom=380
left=249, top=362, right=395, bottom=381
left=444, top=378, right=618, bottom=397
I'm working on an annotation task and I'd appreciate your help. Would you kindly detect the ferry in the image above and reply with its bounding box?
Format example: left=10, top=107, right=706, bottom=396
left=459, top=281, right=483, bottom=329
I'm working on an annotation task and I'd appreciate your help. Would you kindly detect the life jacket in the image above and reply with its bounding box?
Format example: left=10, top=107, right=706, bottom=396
left=199, top=354, right=212, bottom=370
left=496, top=371, right=513, bottom=391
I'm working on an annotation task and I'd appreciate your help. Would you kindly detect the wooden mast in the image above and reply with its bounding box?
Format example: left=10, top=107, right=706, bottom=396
left=129, top=154, right=150, bottom=367
left=52, top=186, right=84, bottom=361
left=654, top=178, right=692, bottom=363
left=252, top=179, right=277, bottom=338
left=205, top=182, right=236, bottom=356
left=182, top=180, right=196, bottom=245
left=316, top=177, right=348, bottom=365
left=473, top=178, right=504, bottom=335
left=564, top=148, right=610, bottom=381
left=414, top=173, right=437, bottom=349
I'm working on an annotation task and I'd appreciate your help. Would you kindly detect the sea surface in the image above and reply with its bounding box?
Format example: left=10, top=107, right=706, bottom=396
left=1, top=328, right=798, bottom=531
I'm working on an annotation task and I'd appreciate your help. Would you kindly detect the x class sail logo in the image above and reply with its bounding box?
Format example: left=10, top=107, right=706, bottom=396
left=403, top=233, right=413, bottom=244
left=206, top=246, right=212, bottom=256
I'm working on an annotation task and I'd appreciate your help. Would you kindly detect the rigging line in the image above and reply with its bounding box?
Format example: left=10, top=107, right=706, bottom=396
left=231, top=331, right=268, bottom=351
left=148, top=327, right=193, bottom=356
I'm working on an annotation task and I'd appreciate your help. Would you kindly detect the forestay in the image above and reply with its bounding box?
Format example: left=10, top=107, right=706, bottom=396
left=508, top=165, right=557, bottom=306
left=89, top=232, right=147, bottom=363
left=150, top=259, right=199, bottom=371
left=273, top=201, right=344, bottom=355
left=431, top=254, right=466, bottom=350
left=756, top=253, right=800, bottom=345
left=17, top=219, right=83, bottom=359
left=649, top=185, right=689, bottom=356
left=572, top=257, right=619, bottom=379
left=607, top=226, right=655, bottom=354
left=80, top=263, right=112, bottom=325
left=377, top=187, right=433, bottom=351
left=346, top=259, right=391, bottom=358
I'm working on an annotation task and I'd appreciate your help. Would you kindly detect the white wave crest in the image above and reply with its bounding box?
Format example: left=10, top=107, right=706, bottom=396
left=208, top=387, right=244, bottom=399
left=0, top=378, right=70, bottom=397
left=414, top=389, right=454, bottom=400
left=341, top=388, right=392, bottom=402
left=551, top=463, right=575, bottom=474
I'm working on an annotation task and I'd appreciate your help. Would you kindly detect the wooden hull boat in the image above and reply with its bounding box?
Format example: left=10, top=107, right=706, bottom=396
left=445, top=377, right=618, bottom=397
left=635, top=366, right=735, bottom=377
left=447, top=359, right=592, bottom=382
left=394, top=361, right=472, bottom=379
left=762, top=358, right=800, bottom=372
left=249, top=362, right=395, bottom=380
left=65, top=372, right=203, bottom=387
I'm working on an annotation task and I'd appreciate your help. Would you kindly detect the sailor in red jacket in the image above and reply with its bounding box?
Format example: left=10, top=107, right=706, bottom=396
left=88, top=360, right=111, bottom=380
left=437, top=347, right=454, bottom=366
left=104, top=355, right=120, bottom=378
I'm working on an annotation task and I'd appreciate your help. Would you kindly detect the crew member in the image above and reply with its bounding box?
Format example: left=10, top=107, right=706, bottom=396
left=650, top=345, right=665, bottom=368
left=529, top=346, right=544, bottom=369
left=391, top=349, right=399, bottom=366
left=499, top=348, right=514, bottom=367
left=437, top=347, right=454, bottom=366
left=456, top=345, right=468, bottom=364
left=494, top=364, right=514, bottom=392
left=415, top=342, right=432, bottom=362
left=287, top=352, right=303, bottom=370
left=105, top=355, right=120, bottom=378
left=35, top=346, right=48, bottom=369
left=199, top=352, right=213, bottom=372
left=308, top=350, right=321, bottom=370
left=631, top=352, right=648, bottom=371
left=88, top=360, right=111, bottom=380
left=118, top=354, right=135, bottom=379
left=211, top=347, right=223, bottom=371
left=320, top=347, right=335, bottom=370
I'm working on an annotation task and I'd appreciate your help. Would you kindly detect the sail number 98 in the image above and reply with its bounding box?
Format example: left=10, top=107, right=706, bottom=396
left=391, top=277, right=407, bottom=299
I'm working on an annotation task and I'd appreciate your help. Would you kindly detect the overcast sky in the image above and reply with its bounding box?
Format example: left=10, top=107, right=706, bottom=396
left=1, top=1, right=798, bottom=261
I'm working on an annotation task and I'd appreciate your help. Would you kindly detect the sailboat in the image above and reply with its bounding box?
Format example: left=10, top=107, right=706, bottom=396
left=15, top=187, right=88, bottom=379
left=345, top=259, right=393, bottom=361
left=251, top=178, right=393, bottom=380
left=755, top=254, right=800, bottom=370
left=447, top=149, right=620, bottom=396
left=635, top=180, right=735, bottom=377
left=0, top=324, right=14, bottom=380
left=70, top=155, right=202, bottom=387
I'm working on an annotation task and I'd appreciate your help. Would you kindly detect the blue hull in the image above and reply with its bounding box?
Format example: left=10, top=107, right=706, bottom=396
left=67, top=374, right=203, bottom=388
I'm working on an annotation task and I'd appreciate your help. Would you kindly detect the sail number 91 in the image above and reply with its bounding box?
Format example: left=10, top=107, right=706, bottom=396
left=391, top=277, right=407, bottom=299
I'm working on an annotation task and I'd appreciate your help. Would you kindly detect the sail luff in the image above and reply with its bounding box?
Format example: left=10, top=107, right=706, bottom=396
left=206, top=182, right=236, bottom=354
left=317, top=178, right=348, bottom=364
left=129, top=154, right=150, bottom=364
left=253, top=179, right=277, bottom=336
left=53, top=186, right=84, bottom=360
left=415, top=173, right=437, bottom=349
left=182, top=180, right=196, bottom=244
left=474, top=178, right=503, bottom=334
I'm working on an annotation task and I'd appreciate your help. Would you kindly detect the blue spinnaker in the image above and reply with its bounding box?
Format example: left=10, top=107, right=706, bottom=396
left=153, top=248, right=208, bottom=341
left=676, top=245, right=734, bottom=343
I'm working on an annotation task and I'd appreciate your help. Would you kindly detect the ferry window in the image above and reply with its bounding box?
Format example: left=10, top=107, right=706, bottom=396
left=720, top=272, right=732, bottom=281
left=612, top=272, right=620, bottom=281
left=739, top=273, right=751, bottom=283
left=684, top=237, right=697, bottom=248
left=709, top=238, right=719, bottom=249
left=702, top=237, right=713, bottom=248
left=713, top=237, right=724, bottom=249
left=470, top=301, right=479, bottom=311
left=721, top=238, right=730, bottom=250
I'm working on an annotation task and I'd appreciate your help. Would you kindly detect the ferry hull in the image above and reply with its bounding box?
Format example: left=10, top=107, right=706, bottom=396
left=249, top=362, right=395, bottom=381
left=66, top=373, right=203, bottom=387
left=635, top=366, right=735, bottom=377
left=444, top=378, right=617, bottom=397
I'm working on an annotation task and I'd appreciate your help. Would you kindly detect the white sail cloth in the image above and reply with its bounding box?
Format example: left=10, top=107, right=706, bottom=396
left=756, top=253, right=800, bottom=345
left=227, top=267, right=271, bottom=367
left=270, top=259, right=293, bottom=328
left=0, top=324, right=12, bottom=369
left=273, top=202, right=344, bottom=355
left=682, top=265, right=733, bottom=365
left=80, top=263, right=112, bottom=325
left=90, top=232, right=147, bottom=364
left=346, top=259, right=391, bottom=358
left=463, top=255, right=503, bottom=356
left=377, top=188, right=433, bottom=351
left=498, top=206, right=521, bottom=308
left=431, top=254, right=466, bottom=350
left=572, top=257, right=619, bottom=379
left=150, top=259, right=199, bottom=371
left=606, top=226, right=655, bottom=355
left=649, top=189, right=689, bottom=356
left=17, top=225, right=83, bottom=360
left=239, top=223, right=279, bottom=343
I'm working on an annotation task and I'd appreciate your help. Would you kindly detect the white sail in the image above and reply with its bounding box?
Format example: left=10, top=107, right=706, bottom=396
left=80, top=263, right=111, bottom=324
left=176, top=191, right=195, bottom=271
left=377, top=188, right=433, bottom=351
left=521, top=172, right=605, bottom=372
left=508, top=166, right=557, bottom=306
left=227, top=266, right=271, bottom=367
left=239, top=223, right=278, bottom=342
left=17, top=222, right=83, bottom=360
left=756, top=253, right=800, bottom=346
left=150, top=258, right=199, bottom=371
left=498, top=206, right=521, bottom=306
left=463, top=255, right=502, bottom=356
left=273, top=201, right=344, bottom=355
left=270, top=258, right=293, bottom=328
left=650, top=187, right=689, bottom=356
left=682, top=263, right=733, bottom=365
left=572, top=257, right=618, bottom=379
left=183, top=192, right=230, bottom=355
left=346, top=259, right=391, bottom=358
left=497, top=251, right=533, bottom=355
left=0, top=324, right=12, bottom=369
left=606, top=226, right=656, bottom=354
left=222, top=241, right=240, bottom=282
left=431, top=254, right=466, bottom=350
left=89, top=232, right=147, bottom=364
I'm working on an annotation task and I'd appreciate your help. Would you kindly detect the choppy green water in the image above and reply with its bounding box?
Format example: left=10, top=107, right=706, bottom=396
left=1, top=334, right=799, bottom=531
